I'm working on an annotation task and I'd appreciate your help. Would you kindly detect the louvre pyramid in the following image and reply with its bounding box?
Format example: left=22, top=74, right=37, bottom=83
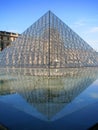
left=0, top=10, right=98, bottom=68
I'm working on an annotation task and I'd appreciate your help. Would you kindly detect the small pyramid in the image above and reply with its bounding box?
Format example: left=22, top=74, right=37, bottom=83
left=0, top=11, right=98, bottom=68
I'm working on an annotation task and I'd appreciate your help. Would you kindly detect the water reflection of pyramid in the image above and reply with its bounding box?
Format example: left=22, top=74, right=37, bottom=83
left=8, top=68, right=98, bottom=120
left=0, top=11, right=98, bottom=68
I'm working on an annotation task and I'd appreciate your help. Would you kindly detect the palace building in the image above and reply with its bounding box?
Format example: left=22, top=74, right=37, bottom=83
left=0, top=31, right=20, bottom=51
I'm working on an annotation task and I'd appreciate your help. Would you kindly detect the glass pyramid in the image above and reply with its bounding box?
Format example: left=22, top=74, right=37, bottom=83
left=0, top=10, right=98, bottom=68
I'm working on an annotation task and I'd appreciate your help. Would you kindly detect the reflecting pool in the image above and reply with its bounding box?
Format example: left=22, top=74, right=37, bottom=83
left=0, top=67, right=98, bottom=130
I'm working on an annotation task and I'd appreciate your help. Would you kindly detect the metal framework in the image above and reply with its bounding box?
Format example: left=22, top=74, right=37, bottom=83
left=0, top=11, right=98, bottom=68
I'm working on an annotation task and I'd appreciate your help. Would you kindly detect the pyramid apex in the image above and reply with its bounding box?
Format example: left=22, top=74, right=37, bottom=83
left=47, top=10, right=52, bottom=12
left=46, top=10, right=54, bottom=15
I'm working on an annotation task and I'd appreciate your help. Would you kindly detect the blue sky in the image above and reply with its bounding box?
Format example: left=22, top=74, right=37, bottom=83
left=0, top=0, right=98, bottom=50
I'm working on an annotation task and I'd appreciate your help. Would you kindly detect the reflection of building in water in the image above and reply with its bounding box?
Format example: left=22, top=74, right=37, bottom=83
left=2, top=67, right=97, bottom=120
left=0, top=79, right=15, bottom=95
left=0, top=11, right=98, bottom=69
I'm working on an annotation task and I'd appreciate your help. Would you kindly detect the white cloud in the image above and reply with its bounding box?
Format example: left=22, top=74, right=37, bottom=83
left=73, top=20, right=86, bottom=27
left=89, top=27, right=98, bottom=33
left=90, top=93, right=98, bottom=98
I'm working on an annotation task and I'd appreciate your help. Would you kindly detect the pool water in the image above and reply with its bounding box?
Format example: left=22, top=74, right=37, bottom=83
left=0, top=67, right=98, bottom=130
